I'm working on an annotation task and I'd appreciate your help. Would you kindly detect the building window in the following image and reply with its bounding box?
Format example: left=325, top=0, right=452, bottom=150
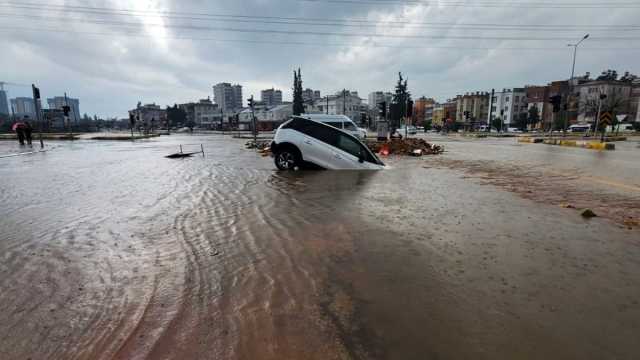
left=515, top=96, right=519, bottom=102
left=505, top=97, right=510, bottom=102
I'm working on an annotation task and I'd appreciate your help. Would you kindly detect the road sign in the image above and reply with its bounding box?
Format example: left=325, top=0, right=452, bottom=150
left=600, top=112, right=613, bottom=126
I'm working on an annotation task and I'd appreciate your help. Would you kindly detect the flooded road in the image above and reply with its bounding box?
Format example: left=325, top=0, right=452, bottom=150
left=1, top=135, right=639, bottom=359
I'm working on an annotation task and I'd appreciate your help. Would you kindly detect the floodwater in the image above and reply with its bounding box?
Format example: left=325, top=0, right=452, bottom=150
left=1, top=135, right=639, bottom=360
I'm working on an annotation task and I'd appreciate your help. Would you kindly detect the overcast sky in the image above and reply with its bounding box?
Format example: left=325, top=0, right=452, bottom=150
left=2, top=0, right=639, bottom=118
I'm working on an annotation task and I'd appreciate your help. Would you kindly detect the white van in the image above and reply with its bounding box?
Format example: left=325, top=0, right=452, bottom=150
left=296, top=114, right=362, bottom=139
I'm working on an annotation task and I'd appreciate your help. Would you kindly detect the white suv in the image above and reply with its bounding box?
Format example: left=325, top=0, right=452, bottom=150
left=271, top=117, right=385, bottom=170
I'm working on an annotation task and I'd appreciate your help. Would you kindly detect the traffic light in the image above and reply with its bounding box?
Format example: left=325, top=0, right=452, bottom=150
left=33, top=87, right=40, bottom=99
left=549, top=95, right=562, bottom=113
left=377, top=101, right=387, bottom=119
left=247, top=96, right=254, bottom=109
left=129, top=113, right=135, bottom=126
left=406, top=99, right=414, bottom=118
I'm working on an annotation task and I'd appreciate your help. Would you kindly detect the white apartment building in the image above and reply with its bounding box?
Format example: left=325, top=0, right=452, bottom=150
left=213, top=83, right=243, bottom=111
left=311, top=90, right=364, bottom=123
left=489, top=88, right=527, bottom=127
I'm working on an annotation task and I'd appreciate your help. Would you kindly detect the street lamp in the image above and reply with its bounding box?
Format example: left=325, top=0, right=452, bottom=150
left=565, top=34, right=589, bottom=135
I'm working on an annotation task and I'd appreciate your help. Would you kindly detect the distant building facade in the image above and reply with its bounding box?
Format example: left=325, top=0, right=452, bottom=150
left=179, top=98, right=221, bottom=128
left=311, top=90, right=364, bottom=123
left=260, top=88, right=283, bottom=106
left=576, top=80, right=634, bottom=123
left=213, top=83, right=243, bottom=111
left=0, top=90, right=8, bottom=115
left=129, top=103, right=167, bottom=129
left=367, top=91, right=393, bottom=110
left=456, top=92, right=489, bottom=127
left=47, top=96, right=80, bottom=123
left=10, top=97, right=36, bottom=118
left=238, top=103, right=293, bottom=131
left=302, top=88, right=321, bottom=104
left=413, top=97, right=436, bottom=126
left=490, top=88, right=528, bottom=127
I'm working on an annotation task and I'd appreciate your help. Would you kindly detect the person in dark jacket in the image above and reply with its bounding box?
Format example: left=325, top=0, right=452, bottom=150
left=24, top=121, right=33, bottom=145
left=24, top=122, right=33, bottom=145
left=15, top=125, right=25, bottom=145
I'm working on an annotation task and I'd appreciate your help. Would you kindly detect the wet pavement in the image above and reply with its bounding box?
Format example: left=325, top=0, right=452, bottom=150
left=0, top=135, right=639, bottom=359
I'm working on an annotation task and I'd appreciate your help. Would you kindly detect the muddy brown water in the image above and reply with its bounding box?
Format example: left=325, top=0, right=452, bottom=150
left=1, top=135, right=639, bottom=360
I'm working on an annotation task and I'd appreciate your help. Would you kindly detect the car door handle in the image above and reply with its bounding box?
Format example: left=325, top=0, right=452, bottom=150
left=334, top=154, right=342, bottom=159
left=304, top=140, right=312, bottom=145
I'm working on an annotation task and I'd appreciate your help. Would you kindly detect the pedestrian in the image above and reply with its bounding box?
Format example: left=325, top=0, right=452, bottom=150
left=14, top=123, right=25, bottom=145
left=24, top=121, right=33, bottom=145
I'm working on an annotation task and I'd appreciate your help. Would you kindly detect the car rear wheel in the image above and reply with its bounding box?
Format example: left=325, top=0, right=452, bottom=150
left=274, top=147, right=301, bottom=170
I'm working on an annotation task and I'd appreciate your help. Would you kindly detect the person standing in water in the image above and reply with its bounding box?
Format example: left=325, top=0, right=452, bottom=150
left=24, top=122, right=33, bottom=145
left=14, top=124, right=25, bottom=145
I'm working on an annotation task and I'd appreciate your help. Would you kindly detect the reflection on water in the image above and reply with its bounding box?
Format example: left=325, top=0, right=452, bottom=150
left=1, top=135, right=639, bottom=360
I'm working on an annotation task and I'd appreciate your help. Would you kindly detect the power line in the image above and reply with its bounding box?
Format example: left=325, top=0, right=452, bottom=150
left=1, top=2, right=639, bottom=29
left=1, top=7, right=639, bottom=33
left=300, top=0, right=640, bottom=8
left=5, top=25, right=640, bottom=51
left=3, top=13, right=640, bottom=41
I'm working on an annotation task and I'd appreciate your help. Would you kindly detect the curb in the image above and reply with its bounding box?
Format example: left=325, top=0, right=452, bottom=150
left=518, top=138, right=615, bottom=150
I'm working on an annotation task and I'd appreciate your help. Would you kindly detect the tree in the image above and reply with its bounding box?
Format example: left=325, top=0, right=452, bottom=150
left=515, top=112, right=528, bottom=130
left=527, top=106, right=540, bottom=129
left=596, top=69, right=618, bottom=81
left=491, top=117, right=503, bottom=132
left=391, top=72, right=410, bottom=132
left=292, top=68, right=305, bottom=116
left=166, top=104, right=187, bottom=128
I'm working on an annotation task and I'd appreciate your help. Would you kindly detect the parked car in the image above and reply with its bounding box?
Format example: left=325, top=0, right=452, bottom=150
left=397, top=125, right=417, bottom=135
left=296, top=114, right=363, bottom=139
left=358, top=127, right=368, bottom=138
left=271, top=117, right=385, bottom=170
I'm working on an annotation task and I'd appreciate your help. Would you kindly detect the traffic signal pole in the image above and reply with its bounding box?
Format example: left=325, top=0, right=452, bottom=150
left=32, top=84, right=44, bottom=149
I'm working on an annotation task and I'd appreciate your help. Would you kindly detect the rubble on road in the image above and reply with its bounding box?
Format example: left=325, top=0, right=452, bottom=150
left=365, top=138, right=444, bottom=156
left=245, top=140, right=272, bottom=149
left=581, top=209, right=598, bottom=218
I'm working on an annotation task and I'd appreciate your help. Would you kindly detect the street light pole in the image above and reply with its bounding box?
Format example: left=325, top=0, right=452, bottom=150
left=566, top=34, right=589, bottom=136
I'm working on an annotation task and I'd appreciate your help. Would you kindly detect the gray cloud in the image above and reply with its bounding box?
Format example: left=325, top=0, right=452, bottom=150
left=2, top=0, right=639, bottom=117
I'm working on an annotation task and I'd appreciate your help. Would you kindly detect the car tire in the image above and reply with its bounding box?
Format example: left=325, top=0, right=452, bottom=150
left=274, top=146, right=301, bottom=170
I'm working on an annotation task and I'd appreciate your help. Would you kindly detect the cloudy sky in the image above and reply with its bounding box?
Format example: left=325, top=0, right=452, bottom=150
left=2, top=0, right=639, bottom=118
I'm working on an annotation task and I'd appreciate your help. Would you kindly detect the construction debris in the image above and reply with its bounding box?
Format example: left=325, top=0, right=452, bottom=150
left=365, top=138, right=444, bottom=156
left=581, top=209, right=598, bottom=218
left=245, top=140, right=272, bottom=150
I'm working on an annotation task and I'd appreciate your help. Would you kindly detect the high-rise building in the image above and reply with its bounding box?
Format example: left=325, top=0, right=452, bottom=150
left=213, top=83, right=243, bottom=111
left=10, top=97, right=36, bottom=118
left=0, top=90, right=9, bottom=115
left=260, top=88, right=283, bottom=106
left=47, top=96, right=80, bottom=122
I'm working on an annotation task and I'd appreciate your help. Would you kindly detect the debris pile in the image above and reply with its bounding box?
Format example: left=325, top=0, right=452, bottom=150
left=245, top=140, right=272, bottom=156
left=365, top=138, right=444, bottom=156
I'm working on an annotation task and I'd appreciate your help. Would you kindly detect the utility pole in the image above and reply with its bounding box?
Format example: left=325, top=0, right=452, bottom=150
left=566, top=34, right=589, bottom=137
left=326, top=95, right=329, bottom=114
left=594, top=93, right=606, bottom=139
left=343, top=89, right=347, bottom=116
left=488, top=89, right=494, bottom=132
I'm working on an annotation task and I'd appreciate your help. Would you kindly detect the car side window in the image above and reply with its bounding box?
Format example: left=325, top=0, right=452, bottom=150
left=342, top=122, right=356, bottom=131
left=302, top=121, right=339, bottom=146
left=336, top=133, right=364, bottom=158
